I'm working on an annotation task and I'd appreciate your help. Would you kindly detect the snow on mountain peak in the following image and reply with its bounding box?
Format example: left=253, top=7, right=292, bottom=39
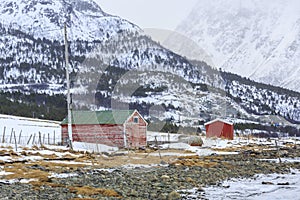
left=176, top=0, right=300, bottom=92
left=0, top=0, right=139, bottom=41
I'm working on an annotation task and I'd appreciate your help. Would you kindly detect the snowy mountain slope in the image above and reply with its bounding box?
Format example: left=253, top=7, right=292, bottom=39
left=0, top=0, right=140, bottom=90
left=0, top=0, right=299, bottom=125
left=176, top=0, right=300, bottom=92
left=0, top=24, right=101, bottom=90
left=0, top=0, right=139, bottom=41
left=221, top=71, right=300, bottom=123
left=71, top=30, right=300, bottom=123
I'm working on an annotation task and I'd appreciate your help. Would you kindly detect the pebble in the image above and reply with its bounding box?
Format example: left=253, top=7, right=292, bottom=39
left=168, top=191, right=181, bottom=200
left=0, top=148, right=299, bottom=199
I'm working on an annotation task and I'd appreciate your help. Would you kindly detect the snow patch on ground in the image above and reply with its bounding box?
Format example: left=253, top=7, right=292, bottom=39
left=49, top=173, right=78, bottom=179
left=259, top=157, right=300, bottom=163
left=122, top=163, right=169, bottom=169
left=72, top=141, right=119, bottom=153
left=204, top=170, right=300, bottom=200
left=0, top=114, right=61, bottom=145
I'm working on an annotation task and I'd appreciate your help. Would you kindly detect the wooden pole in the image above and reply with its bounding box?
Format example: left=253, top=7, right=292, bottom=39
left=9, top=128, right=14, bottom=143
left=48, top=133, right=50, bottom=145
left=64, top=23, right=73, bottom=150
left=13, top=131, right=17, bottom=152
left=43, top=133, right=45, bottom=145
left=18, top=130, right=22, bottom=144
left=95, top=134, right=99, bottom=153
left=127, top=133, right=130, bottom=158
left=155, top=136, right=162, bottom=159
left=27, top=134, right=32, bottom=145
left=2, top=126, right=6, bottom=143
left=32, top=133, right=36, bottom=145
left=38, top=132, right=42, bottom=146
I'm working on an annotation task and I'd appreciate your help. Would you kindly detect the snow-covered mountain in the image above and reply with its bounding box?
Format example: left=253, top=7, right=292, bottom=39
left=176, top=0, right=300, bottom=92
left=0, top=0, right=140, bottom=89
left=0, top=0, right=299, bottom=126
left=71, top=31, right=300, bottom=124
left=0, top=0, right=139, bottom=41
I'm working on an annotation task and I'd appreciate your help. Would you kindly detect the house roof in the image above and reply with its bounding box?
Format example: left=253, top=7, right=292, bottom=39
left=61, top=110, right=135, bottom=125
left=204, top=118, right=233, bottom=126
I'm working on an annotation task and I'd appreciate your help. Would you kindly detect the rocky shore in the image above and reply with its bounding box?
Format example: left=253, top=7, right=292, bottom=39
left=1, top=145, right=300, bottom=200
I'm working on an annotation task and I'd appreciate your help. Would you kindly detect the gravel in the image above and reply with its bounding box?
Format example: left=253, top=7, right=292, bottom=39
left=1, top=147, right=300, bottom=199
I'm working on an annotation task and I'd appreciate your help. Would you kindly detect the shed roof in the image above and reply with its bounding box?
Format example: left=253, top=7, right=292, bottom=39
left=204, top=118, right=233, bottom=126
left=61, top=110, right=135, bottom=125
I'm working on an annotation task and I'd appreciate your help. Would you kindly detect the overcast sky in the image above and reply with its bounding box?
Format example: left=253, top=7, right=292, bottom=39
left=95, top=0, right=198, bottom=30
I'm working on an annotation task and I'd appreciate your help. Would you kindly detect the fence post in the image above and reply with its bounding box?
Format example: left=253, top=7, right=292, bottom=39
left=38, top=132, right=42, bottom=146
left=18, top=130, right=22, bottom=144
left=2, top=126, right=6, bottom=143
left=27, top=134, right=32, bottom=145
left=32, top=133, right=36, bottom=145
left=13, top=131, right=17, bottom=152
left=43, top=133, right=45, bottom=145
left=9, top=128, right=14, bottom=143
left=155, top=136, right=162, bottom=159
left=48, top=133, right=50, bottom=145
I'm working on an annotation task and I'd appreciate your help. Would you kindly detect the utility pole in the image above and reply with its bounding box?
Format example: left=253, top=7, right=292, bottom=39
left=64, top=23, right=73, bottom=150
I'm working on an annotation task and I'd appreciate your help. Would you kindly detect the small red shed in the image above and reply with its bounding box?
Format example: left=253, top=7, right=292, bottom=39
left=61, top=110, right=147, bottom=148
left=204, top=118, right=234, bottom=140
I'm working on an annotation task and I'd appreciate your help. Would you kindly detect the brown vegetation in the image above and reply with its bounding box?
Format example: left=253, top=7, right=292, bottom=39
left=68, top=186, right=121, bottom=198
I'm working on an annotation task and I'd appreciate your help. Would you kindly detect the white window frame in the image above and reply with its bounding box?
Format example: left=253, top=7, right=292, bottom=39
left=133, top=116, right=139, bottom=123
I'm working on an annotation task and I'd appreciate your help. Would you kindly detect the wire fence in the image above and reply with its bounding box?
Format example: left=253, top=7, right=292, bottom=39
left=0, top=126, right=61, bottom=146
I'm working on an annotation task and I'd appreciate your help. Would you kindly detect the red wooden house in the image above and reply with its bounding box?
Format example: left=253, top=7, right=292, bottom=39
left=204, top=118, right=234, bottom=140
left=61, top=110, right=147, bottom=148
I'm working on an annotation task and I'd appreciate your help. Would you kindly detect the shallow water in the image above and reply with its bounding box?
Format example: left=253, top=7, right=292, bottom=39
left=203, top=169, right=300, bottom=200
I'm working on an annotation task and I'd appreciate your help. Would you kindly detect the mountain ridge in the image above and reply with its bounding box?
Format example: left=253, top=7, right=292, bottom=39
left=0, top=0, right=140, bottom=41
left=0, top=0, right=299, bottom=127
left=176, top=0, right=300, bottom=92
